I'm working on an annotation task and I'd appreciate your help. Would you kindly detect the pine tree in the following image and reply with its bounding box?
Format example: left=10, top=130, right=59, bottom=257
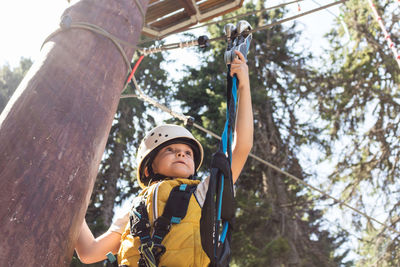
left=312, top=0, right=400, bottom=264
left=174, top=1, right=350, bottom=265
left=0, top=58, right=32, bottom=112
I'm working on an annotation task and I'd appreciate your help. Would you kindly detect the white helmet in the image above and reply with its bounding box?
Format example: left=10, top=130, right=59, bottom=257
left=136, top=124, right=204, bottom=188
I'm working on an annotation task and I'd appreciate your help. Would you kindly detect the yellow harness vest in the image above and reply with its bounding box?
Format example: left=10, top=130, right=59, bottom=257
left=118, top=178, right=210, bottom=267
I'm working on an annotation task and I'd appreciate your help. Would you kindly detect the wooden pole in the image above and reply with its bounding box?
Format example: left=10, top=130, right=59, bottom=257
left=0, top=0, right=148, bottom=265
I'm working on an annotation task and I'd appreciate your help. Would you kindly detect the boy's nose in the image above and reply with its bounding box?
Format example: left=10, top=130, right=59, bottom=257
left=176, top=150, right=185, bottom=157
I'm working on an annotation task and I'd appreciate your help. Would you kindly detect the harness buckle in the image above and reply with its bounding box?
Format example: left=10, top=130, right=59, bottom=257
left=130, top=200, right=151, bottom=242
left=154, top=216, right=171, bottom=232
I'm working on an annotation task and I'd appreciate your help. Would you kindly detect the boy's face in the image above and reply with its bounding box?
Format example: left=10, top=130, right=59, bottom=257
left=150, top=143, right=195, bottom=178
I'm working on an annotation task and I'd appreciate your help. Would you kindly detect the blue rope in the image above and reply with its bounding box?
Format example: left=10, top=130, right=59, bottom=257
left=217, top=67, right=238, bottom=242
left=220, top=221, right=229, bottom=243
left=217, top=174, right=224, bottom=221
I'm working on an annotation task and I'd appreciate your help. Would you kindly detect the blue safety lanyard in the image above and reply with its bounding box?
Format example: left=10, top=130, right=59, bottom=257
left=217, top=68, right=237, bottom=243
left=199, top=21, right=252, bottom=267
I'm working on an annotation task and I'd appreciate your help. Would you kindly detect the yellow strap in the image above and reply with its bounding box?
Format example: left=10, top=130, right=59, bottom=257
left=139, top=242, right=157, bottom=267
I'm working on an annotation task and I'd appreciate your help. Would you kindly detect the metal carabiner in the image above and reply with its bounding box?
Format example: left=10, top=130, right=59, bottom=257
left=224, top=20, right=252, bottom=65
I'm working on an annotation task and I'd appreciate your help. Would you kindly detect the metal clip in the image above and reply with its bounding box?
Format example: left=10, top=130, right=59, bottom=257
left=197, top=35, right=210, bottom=49
left=224, top=20, right=252, bottom=65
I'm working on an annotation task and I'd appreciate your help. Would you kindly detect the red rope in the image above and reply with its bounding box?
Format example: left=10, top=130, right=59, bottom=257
left=367, top=0, right=400, bottom=68
left=126, top=55, right=145, bottom=84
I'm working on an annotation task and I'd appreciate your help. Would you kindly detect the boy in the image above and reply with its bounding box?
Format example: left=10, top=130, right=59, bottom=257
left=75, top=50, right=253, bottom=266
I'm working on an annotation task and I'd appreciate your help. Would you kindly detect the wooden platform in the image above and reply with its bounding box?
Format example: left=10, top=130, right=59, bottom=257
left=142, top=0, right=244, bottom=38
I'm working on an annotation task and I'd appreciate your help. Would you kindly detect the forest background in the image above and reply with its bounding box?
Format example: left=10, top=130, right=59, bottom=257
left=1, top=0, right=399, bottom=266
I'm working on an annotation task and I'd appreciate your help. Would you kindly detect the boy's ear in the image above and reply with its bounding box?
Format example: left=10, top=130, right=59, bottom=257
left=144, top=166, right=149, bottom=177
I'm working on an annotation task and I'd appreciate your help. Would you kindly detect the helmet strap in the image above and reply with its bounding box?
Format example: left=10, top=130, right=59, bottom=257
left=143, top=159, right=198, bottom=187
left=148, top=173, right=169, bottom=185
left=144, top=164, right=170, bottom=186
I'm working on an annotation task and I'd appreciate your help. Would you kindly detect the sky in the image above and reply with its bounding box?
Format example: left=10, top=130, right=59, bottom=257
left=0, top=0, right=70, bottom=67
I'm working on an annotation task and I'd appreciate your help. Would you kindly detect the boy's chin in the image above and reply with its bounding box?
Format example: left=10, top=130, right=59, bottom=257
left=171, top=175, right=192, bottom=179
left=162, top=172, right=194, bottom=179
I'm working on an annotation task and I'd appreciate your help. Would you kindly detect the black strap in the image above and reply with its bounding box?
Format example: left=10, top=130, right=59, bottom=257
left=200, top=151, right=235, bottom=267
left=130, top=199, right=151, bottom=243
left=200, top=49, right=241, bottom=267
left=211, top=151, right=235, bottom=220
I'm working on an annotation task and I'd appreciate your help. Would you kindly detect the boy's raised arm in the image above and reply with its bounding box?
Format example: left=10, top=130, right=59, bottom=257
left=230, top=50, right=254, bottom=184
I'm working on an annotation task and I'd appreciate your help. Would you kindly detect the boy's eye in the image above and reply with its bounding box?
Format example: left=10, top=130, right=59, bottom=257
left=185, top=151, right=192, bottom=157
left=166, top=147, right=173, bottom=152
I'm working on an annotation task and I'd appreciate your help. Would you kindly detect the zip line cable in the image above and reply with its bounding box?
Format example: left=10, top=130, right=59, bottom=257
left=367, top=0, right=400, bottom=69
left=137, top=0, right=347, bottom=55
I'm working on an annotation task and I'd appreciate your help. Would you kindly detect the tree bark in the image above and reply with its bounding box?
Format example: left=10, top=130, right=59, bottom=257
left=0, top=0, right=148, bottom=265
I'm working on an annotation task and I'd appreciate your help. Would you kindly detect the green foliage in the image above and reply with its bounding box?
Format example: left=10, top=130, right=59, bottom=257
left=0, top=58, right=32, bottom=112
left=312, top=0, right=400, bottom=263
left=355, top=224, right=400, bottom=267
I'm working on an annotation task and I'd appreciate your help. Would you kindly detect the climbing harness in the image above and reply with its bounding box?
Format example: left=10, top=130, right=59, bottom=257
left=199, top=20, right=252, bottom=267
left=129, top=183, right=197, bottom=267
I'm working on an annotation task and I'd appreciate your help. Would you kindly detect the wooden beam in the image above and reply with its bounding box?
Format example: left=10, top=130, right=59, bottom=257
left=149, top=10, right=190, bottom=29
left=145, top=0, right=182, bottom=23
left=177, top=0, right=197, bottom=16
left=0, top=0, right=149, bottom=265
left=141, top=0, right=243, bottom=38
left=199, top=0, right=241, bottom=13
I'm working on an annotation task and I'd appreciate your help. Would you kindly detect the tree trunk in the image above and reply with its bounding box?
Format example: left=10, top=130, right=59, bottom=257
left=0, top=0, right=148, bottom=266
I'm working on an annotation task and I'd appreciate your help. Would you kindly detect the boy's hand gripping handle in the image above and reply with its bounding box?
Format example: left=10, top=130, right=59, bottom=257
left=224, top=20, right=252, bottom=64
